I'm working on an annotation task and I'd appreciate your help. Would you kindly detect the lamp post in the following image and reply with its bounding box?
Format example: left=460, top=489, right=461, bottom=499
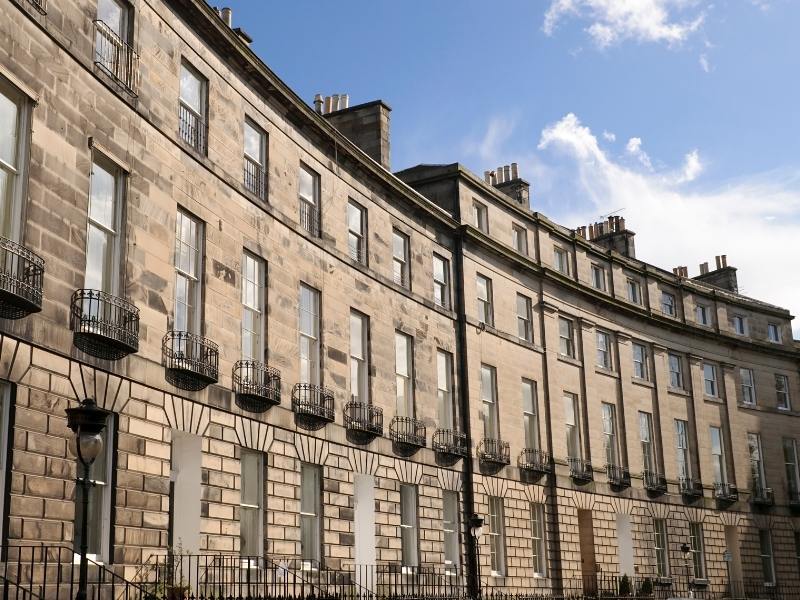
left=66, top=398, right=108, bottom=600
left=680, top=542, right=694, bottom=599
left=469, top=513, right=484, bottom=600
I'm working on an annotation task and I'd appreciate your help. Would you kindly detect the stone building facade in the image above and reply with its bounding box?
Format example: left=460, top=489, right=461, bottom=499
left=0, top=0, right=798, bottom=596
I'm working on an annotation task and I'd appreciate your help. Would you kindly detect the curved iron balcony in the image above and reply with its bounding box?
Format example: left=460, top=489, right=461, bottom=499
left=162, top=331, right=219, bottom=391
left=568, top=457, right=593, bottom=482
left=344, top=401, right=383, bottom=443
left=477, top=438, right=510, bottom=467
left=713, top=481, right=739, bottom=504
left=679, top=477, right=704, bottom=499
left=432, top=429, right=468, bottom=459
left=291, top=383, right=335, bottom=431
left=643, top=470, right=667, bottom=495
left=69, top=289, right=139, bottom=360
left=389, top=416, right=426, bottom=451
left=606, top=464, right=631, bottom=489
left=518, top=448, right=552, bottom=475
left=232, top=361, right=281, bottom=413
left=0, top=236, right=44, bottom=320
left=750, top=484, right=774, bottom=507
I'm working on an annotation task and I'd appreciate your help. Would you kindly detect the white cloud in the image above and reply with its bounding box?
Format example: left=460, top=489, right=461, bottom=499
left=602, top=130, right=616, bottom=142
left=462, top=115, right=516, bottom=162
left=625, top=137, right=653, bottom=169
left=699, top=53, right=711, bottom=72
left=543, top=0, right=705, bottom=48
left=538, top=113, right=800, bottom=336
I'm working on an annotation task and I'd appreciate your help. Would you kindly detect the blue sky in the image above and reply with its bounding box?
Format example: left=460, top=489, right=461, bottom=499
left=223, top=0, right=800, bottom=335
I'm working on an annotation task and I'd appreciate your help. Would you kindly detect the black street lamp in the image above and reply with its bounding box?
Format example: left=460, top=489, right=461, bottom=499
left=680, top=542, right=694, bottom=599
left=66, top=398, right=108, bottom=600
left=470, top=513, right=485, bottom=600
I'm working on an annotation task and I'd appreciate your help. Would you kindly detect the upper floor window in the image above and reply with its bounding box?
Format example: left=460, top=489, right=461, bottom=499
left=487, top=496, right=506, bottom=577
left=564, top=392, right=581, bottom=459
left=476, top=274, right=493, bottom=326
left=395, top=331, right=414, bottom=417
left=530, top=503, right=547, bottom=577
left=654, top=518, right=670, bottom=578
left=784, top=438, right=800, bottom=501
left=437, top=350, right=455, bottom=430
left=400, top=484, right=420, bottom=568
left=392, top=229, right=410, bottom=288
left=695, top=303, right=710, bottom=326
left=710, top=425, right=727, bottom=484
left=480, top=364, right=499, bottom=439
left=689, top=522, right=706, bottom=580
left=596, top=330, right=612, bottom=369
left=512, top=224, right=528, bottom=255
left=558, top=317, right=574, bottom=358
left=553, top=246, right=569, bottom=275
left=432, top=254, right=450, bottom=309
left=85, top=155, right=124, bottom=294
left=298, top=283, right=321, bottom=385
left=472, top=201, right=488, bottom=233
left=300, top=463, right=322, bottom=563
left=243, top=119, right=267, bottom=199
left=516, top=293, right=533, bottom=342
left=776, top=374, right=791, bottom=410
left=601, top=402, right=618, bottom=467
left=174, top=209, right=203, bottom=333
left=740, top=368, right=756, bottom=405
left=668, top=353, right=684, bottom=389
left=94, top=0, right=137, bottom=92
left=241, top=252, right=265, bottom=361
left=675, top=419, right=692, bottom=481
left=0, top=76, right=31, bottom=241
left=632, top=343, right=649, bottom=380
left=178, top=60, right=208, bottom=154
left=239, top=448, right=264, bottom=559
left=522, top=379, right=539, bottom=451
left=298, top=164, right=320, bottom=237
left=346, top=200, right=367, bottom=264
left=661, top=292, right=676, bottom=317
left=349, top=310, right=369, bottom=404
left=639, top=411, right=655, bottom=473
left=731, top=314, right=747, bottom=336
left=703, top=363, right=718, bottom=397
left=767, top=323, right=781, bottom=343
left=590, top=264, right=606, bottom=291
left=626, top=278, right=642, bottom=305
left=442, top=491, right=460, bottom=572
left=748, top=433, right=766, bottom=490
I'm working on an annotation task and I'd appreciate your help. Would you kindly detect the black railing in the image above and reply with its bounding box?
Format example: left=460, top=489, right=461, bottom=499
left=477, top=438, right=511, bottom=467
left=392, top=268, right=409, bottom=288
left=179, top=102, right=207, bottom=154
left=679, top=476, right=704, bottom=499
left=348, top=238, right=367, bottom=264
left=518, top=448, right=552, bottom=474
left=291, top=383, right=335, bottom=430
left=299, top=201, right=320, bottom=237
left=232, top=360, right=281, bottom=412
left=347, top=563, right=464, bottom=600
left=713, top=481, right=739, bottom=504
left=751, top=483, right=774, bottom=507
left=244, top=155, right=266, bottom=199
left=344, top=401, right=383, bottom=443
left=789, top=487, right=800, bottom=509
left=162, top=330, right=219, bottom=391
left=568, top=457, right=593, bottom=482
left=93, top=20, right=139, bottom=94
left=433, top=429, right=468, bottom=458
left=389, top=416, right=426, bottom=450
left=0, top=236, right=44, bottom=320
left=26, top=0, right=47, bottom=14
left=69, top=288, right=139, bottom=360
left=606, top=464, right=631, bottom=488
left=643, top=469, right=668, bottom=494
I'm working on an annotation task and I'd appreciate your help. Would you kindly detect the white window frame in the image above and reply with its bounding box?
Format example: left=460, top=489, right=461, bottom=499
left=512, top=224, right=527, bottom=255
left=696, top=303, right=710, bottom=326
left=472, top=201, right=488, bottom=233
left=522, top=379, right=539, bottom=451
left=767, top=323, right=781, bottom=343
left=299, top=283, right=321, bottom=386
left=668, top=353, right=684, bottom=389
left=639, top=411, right=655, bottom=473
left=748, top=433, right=766, bottom=490
left=239, top=448, right=264, bottom=560
left=775, top=373, right=791, bottom=410
left=564, top=393, right=581, bottom=460
left=710, top=426, right=727, bottom=485
left=392, top=229, right=410, bottom=288
left=346, top=200, right=367, bottom=265
left=626, top=278, right=641, bottom=305
left=0, top=67, right=32, bottom=241
left=731, top=314, right=747, bottom=336
left=783, top=438, right=800, bottom=499
left=432, top=254, right=450, bottom=309
left=488, top=496, right=506, bottom=577
left=740, top=368, right=756, bottom=406
left=243, top=118, right=267, bottom=199
left=601, top=402, right=618, bottom=467
left=759, top=529, right=776, bottom=585
left=395, top=331, right=414, bottom=417
left=400, top=484, right=419, bottom=568
left=174, top=209, right=203, bottom=334
left=596, top=330, right=612, bottom=369
left=516, top=293, right=533, bottom=342
left=442, top=490, right=460, bottom=571
left=661, top=292, right=676, bottom=317
left=476, top=274, right=493, bottom=326
left=178, top=60, right=207, bottom=153
left=675, top=419, right=692, bottom=480
left=689, top=522, right=706, bottom=580
left=349, top=310, right=369, bottom=404
left=85, top=153, right=124, bottom=294
left=437, top=350, right=455, bottom=430
left=653, top=518, right=670, bottom=578
left=241, top=252, right=265, bottom=362
left=300, top=463, right=322, bottom=564
left=481, top=364, right=499, bottom=440
left=558, top=317, right=574, bottom=358
left=590, top=264, right=606, bottom=291
left=530, top=503, right=547, bottom=577
left=703, top=363, right=718, bottom=397
left=553, top=246, right=569, bottom=275
left=632, top=343, right=649, bottom=380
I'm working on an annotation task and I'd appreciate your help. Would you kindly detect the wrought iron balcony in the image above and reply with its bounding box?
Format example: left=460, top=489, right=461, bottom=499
left=93, top=20, right=139, bottom=95
left=713, top=481, right=739, bottom=504
left=179, top=102, right=207, bottom=154
left=643, top=470, right=668, bottom=495
left=69, top=289, right=139, bottom=360
left=477, top=438, right=511, bottom=468
left=518, top=448, right=553, bottom=475
left=679, top=477, right=704, bottom=499
left=0, top=236, right=44, bottom=319
left=291, top=383, right=334, bottom=431
left=389, top=416, right=426, bottom=452
left=344, top=401, right=383, bottom=443
left=750, top=484, right=774, bottom=507
left=606, top=464, right=631, bottom=489
left=432, top=428, right=468, bottom=459
left=568, top=457, right=593, bottom=482
left=162, top=331, right=219, bottom=391
left=299, top=201, right=320, bottom=237
left=27, top=0, right=47, bottom=14
left=232, top=360, right=280, bottom=413
left=243, top=155, right=266, bottom=199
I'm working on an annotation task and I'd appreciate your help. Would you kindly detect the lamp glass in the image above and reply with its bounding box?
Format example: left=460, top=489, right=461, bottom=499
left=76, top=431, right=103, bottom=467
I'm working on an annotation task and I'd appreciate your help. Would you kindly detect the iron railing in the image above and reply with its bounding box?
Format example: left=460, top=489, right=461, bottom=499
left=344, top=401, right=383, bottom=443
left=606, top=464, right=631, bottom=488
left=679, top=476, right=704, bottom=499
left=232, top=360, right=281, bottom=412
left=433, top=429, right=468, bottom=458
left=751, top=483, right=774, bottom=506
left=69, top=288, right=139, bottom=360
left=389, top=416, right=426, bottom=449
left=477, top=438, right=511, bottom=467
left=291, top=383, right=335, bottom=430
left=347, top=563, right=465, bottom=600
left=518, top=448, right=552, bottom=474
left=0, top=236, right=44, bottom=319
left=392, top=268, right=409, bottom=289
left=789, top=487, right=800, bottom=509
left=348, top=238, right=367, bottom=264
left=299, top=201, right=320, bottom=237
left=713, top=481, right=739, bottom=503
left=25, top=0, right=47, bottom=14
left=93, top=20, right=139, bottom=94
left=244, top=155, right=266, bottom=199
left=179, top=102, right=207, bottom=154
left=162, top=330, right=219, bottom=391
left=643, top=469, right=668, bottom=494
left=567, top=457, right=593, bottom=482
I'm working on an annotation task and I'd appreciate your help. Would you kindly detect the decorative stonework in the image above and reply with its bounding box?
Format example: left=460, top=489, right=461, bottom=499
left=394, top=459, right=423, bottom=484
left=234, top=415, right=273, bottom=453
left=294, top=433, right=329, bottom=465
left=481, top=475, right=508, bottom=498
left=437, top=467, right=462, bottom=491
left=347, top=447, right=379, bottom=475
left=164, top=394, right=210, bottom=435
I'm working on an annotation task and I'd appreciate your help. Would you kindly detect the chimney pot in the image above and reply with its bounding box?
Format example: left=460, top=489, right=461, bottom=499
left=484, top=171, right=491, bottom=183
left=721, top=254, right=727, bottom=268
left=220, top=7, right=232, bottom=26
left=332, top=94, right=340, bottom=112
left=619, top=217, right=625, bottom=230
left=511, top=162, right=519, bottom=179
left=700, top=262, right=709, bottom=275
left=313, top=94, right=323, bottom=114
left=324, top=96, right=333, bottom=114
left=503, top=165, right=511, bottom=182
left=342, top=94, right=349, bottom=109
left=715, top=255, right=722, bottom=269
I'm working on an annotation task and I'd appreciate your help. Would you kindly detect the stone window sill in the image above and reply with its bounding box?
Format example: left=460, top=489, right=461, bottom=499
left=595, top=367, right=619, bottom=379
left=667, top=387, right=690, bottom=397
left=632, top=377, right=655, bottom=389
left=558, top=355, right=582, bottom=368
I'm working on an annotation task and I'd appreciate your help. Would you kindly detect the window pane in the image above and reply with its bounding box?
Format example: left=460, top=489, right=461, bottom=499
left=299, top=166, right=316, bottom=204
left=0, top=88, right=19, bottom=166
left=244, top=121, right=262, bottom=161
left=180, top=64, right=202, bottom=112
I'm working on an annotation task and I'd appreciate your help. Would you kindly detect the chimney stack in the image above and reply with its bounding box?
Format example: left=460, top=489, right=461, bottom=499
left=693, top=255, right=738, bottom=293
left=577, top=215, right=636, bottom=258
left=316, top=93, right=392, bottom=170
left=487, top=162, right=531, bottom=208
